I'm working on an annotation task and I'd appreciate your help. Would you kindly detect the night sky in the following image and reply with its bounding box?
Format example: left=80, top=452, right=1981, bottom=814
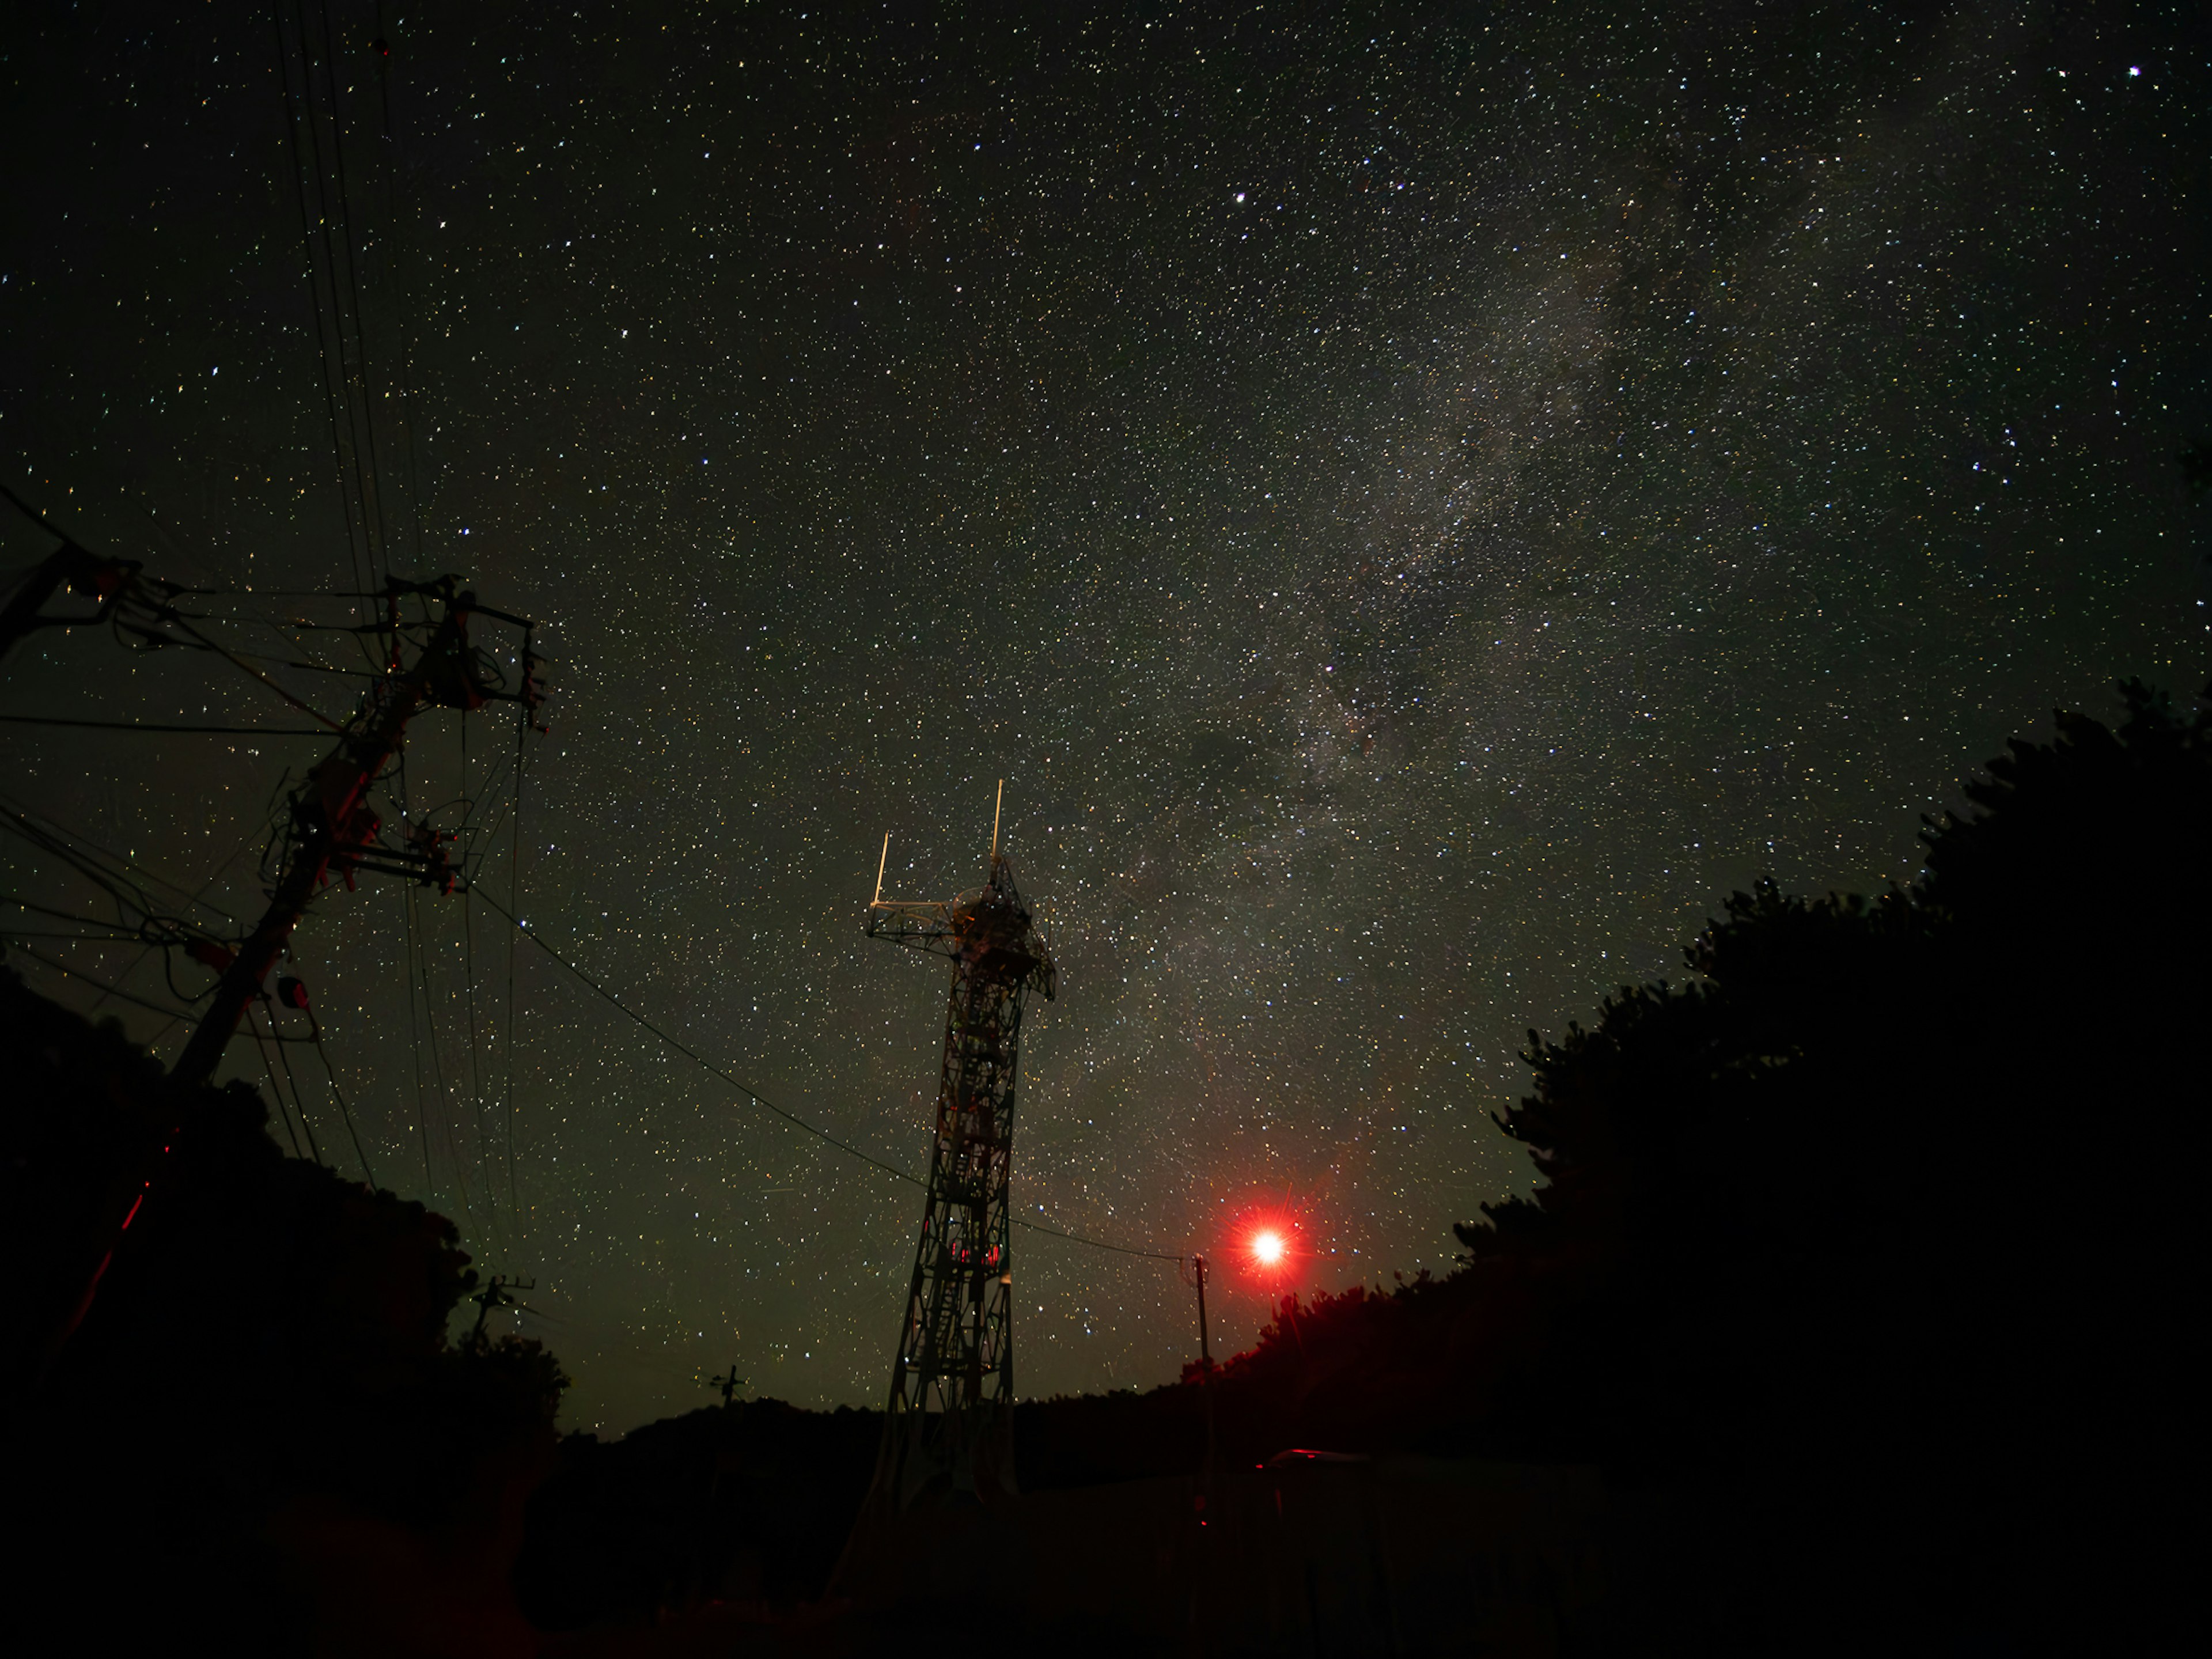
left=3, top=2, right=2206, bottom=1434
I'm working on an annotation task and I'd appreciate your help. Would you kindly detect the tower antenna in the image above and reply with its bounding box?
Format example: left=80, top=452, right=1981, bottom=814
left=843, top=790, right=1055, bottom=1529
left=991, top=778, right=1003, bottom=861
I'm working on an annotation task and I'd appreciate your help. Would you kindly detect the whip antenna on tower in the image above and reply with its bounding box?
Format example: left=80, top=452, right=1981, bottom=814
left=850, top=786, right=1055, bottom=1517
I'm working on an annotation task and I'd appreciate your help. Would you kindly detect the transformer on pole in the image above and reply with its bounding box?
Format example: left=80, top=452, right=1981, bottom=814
left=860, top=786, right=1055, bottom=1509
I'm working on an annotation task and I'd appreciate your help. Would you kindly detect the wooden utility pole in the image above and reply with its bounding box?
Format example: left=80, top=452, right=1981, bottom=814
left=169, top=597, right=476, bottom=1088
left=468, top=1274, right=533, bottom=1342
left=41, top=589, right=502, bottom=1379
left=1190, top=1253, right=1217, bottom=1475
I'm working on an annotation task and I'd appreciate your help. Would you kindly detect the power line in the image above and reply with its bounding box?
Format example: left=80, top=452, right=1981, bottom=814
left=366, top=17, right=431, bottom=575
left=158, top=586, right=392, bottom=599
left=247, top=1002, right=313, bottom=1162
left=478, top=889, right=924, bottom=1190
left=276, top=0, right=378, bottom=607
left=88, top=816, right=266, bottom=1018
left=472, top=891, right=1190, bottom=1266
left=272, top=0, right=371, bottom=610
left=399, top=879, right=439, bottom=1204
left=0, top=792, right=242, bottom=925
left=161, top=615, right=347, bottom=729
left=410, top=878, right=490, bottom=1249
left=305, top=1013, right=377, bottom=1187
left=0, top=929, right=149, bottom=942
left=1, top=941, right=190, bottom=1021
left=0, top=714, right=328, bottom=736
left=1013, top=1214, right=1187, bottom=1265
left=312, top=0, right=393, bottom=586
left=264, top=996, right=324, bottom=1166
left=502, top=702, right=526, bottom=1229
left=460, top=714, right=496, bottom=1242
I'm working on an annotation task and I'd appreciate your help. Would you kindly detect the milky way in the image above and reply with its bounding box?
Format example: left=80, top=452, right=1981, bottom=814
left=3, top=2, right=2206, bottom=1433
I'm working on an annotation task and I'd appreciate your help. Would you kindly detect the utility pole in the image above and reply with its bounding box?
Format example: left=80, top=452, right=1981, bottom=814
left=171, top=588, right=482, bottom=1088
left=39, top=579, right=538, bottom=1377
left=710, top=1367, right=748, bottom=1408
left=468, top=1274, right=533, bottom=1343
left=1187, top=1253, right=1218, bottom=1477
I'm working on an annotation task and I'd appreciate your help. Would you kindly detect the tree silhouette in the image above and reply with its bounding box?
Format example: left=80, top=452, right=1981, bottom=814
left=0, top=964, right=569, bottom=1652
left=1441, top=676, right=2211, bottom=1644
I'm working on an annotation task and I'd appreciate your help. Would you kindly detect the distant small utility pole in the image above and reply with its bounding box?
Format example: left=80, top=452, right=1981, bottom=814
left=710, top=1367, right=748, bottom=1407
left=1185, top=1253, right=1217, bottom=1477
left=468, top=1274, right=532, bottom=1342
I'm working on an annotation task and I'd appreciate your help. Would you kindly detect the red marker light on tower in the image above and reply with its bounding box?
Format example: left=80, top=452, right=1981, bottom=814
left=1251, top=1229, right=1286, bottom=1267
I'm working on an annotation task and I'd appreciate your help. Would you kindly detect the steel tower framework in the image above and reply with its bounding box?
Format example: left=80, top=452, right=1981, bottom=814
left=862, top=810, right=1054, bottom=1509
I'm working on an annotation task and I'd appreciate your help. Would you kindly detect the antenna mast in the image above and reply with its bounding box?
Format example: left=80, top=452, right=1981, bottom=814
left=857, top=793, right=1054, bottom=1511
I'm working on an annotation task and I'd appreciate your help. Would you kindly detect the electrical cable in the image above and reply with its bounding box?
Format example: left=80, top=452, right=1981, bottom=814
left=415, top=899, right=489, bottom=1247
left=301, top=0, right=381, bottom=584
left=365, top=10, right=431, bottom=575
left=471, top=888, right=1194, bottom=1265
left=264, top=995, right=325, bottom=1167
left=401, top=868, right=491, bottom=1248
left=0, top=809, right=167, bottom=933
left=159, top=586, right=392, bottom=599
left=0, top=929, right=149, bottom=942
left=2, top=941, right=191, bottom=1021
left=86, top=816, right=266, bottom=1018
left=0, top=791, right=242, bottom=924
left=312, top=0, right=393, bottom=588
left=0, top=891, right=204, bottom=937
left=272, top=0, right=371, bottom=612
left=246, top=1002, right=310, bottom=1161
left=399, top=880, right=438, bottom=1203
left=1014, top=1214, right=1188, bottom=1264
left=306, top=1015, right=377, bottom=1187
left=502, top=699, right=525, bottom=1229
left=160, top=615, right=347, bottom=729
left=460, top=713, right=493, bottom=1215
left=0, top=714, right=329, bottom=736
left=474, top=888, right=924, bottom=1191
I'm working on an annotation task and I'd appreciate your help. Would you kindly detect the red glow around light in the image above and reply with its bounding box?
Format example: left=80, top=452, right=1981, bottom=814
left=1251, top=1229, right=1286, bottom=1267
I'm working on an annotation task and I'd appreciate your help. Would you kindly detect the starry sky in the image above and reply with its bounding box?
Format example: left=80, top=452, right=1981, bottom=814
left=3, top=1, right=2206, bottom=1434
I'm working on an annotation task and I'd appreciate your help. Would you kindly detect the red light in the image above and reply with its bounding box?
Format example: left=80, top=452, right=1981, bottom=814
left=1251, top=1229, right=1286, bottom=1267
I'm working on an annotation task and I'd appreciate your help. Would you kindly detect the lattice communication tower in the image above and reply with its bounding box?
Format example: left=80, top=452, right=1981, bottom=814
left=861, top=791, right=1055, bottom=1508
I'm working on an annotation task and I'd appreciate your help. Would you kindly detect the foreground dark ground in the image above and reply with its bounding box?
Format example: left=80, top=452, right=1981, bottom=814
left=5, top=676, right=2208, bottom=1652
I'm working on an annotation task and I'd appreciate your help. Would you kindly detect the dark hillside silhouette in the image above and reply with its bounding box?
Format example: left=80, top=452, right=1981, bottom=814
left=0, top=966, right=566, bottom=1654
left=8, top=675, right=2205, bottom=1649
left=510, top=678, right=2211, bottom=1646
left=514, top=1398, right=881, bottom=1628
